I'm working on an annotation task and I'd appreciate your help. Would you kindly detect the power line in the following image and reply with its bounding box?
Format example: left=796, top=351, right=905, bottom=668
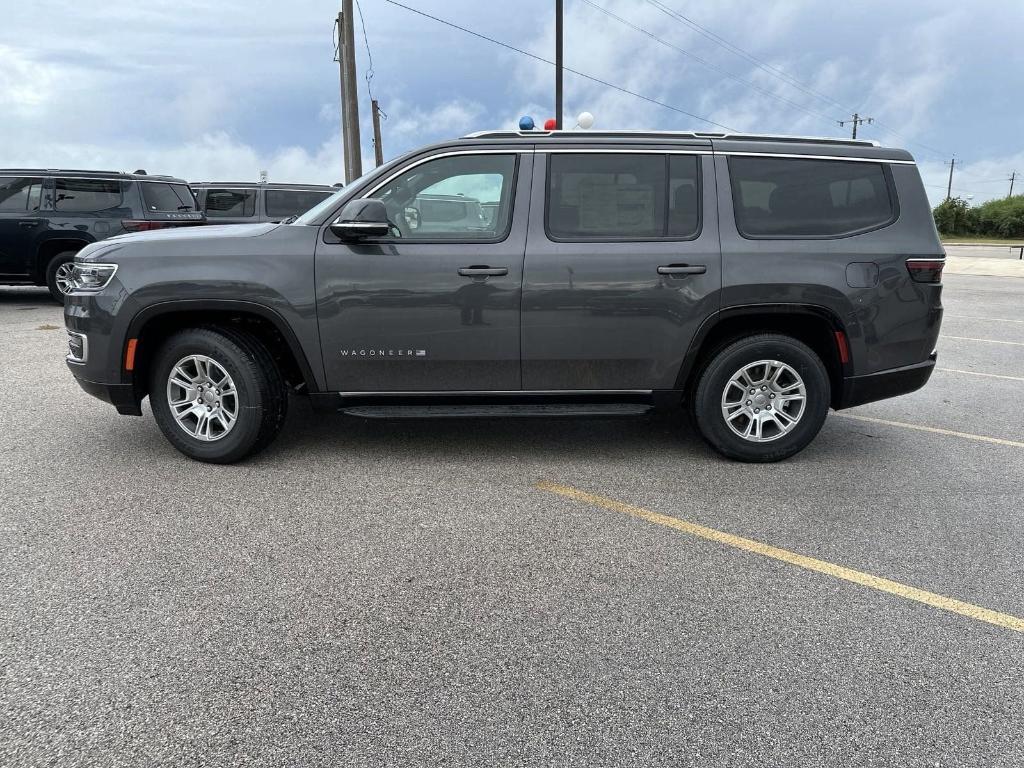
left=380, top=0, right=736, bottom=131
left=578, top=0, right=839, bottom=127
left=642, top=0, right=952, bottom=160
left=354, top=0, right=377, bottom=103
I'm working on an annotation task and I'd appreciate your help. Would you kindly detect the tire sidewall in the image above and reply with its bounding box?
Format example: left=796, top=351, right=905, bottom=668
left=694, top=336, right=830, bottom=462
left=150, top=331, right=265, bottom=463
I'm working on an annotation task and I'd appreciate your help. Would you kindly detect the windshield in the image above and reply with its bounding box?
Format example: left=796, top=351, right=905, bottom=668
left=291, top=154, right=413, bottom=225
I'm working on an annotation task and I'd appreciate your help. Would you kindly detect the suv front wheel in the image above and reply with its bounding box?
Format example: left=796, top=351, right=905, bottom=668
left=692, top=334, right=830, bottom=462
left=149, top=327, right=288, bottom=463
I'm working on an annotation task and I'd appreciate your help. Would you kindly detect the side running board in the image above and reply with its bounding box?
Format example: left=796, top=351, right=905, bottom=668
left=341, top=403, right=653, bottom=419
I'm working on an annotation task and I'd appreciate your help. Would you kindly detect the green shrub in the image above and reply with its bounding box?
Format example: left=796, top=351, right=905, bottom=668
left=933, top=194, right=1024, bottom=238
left=933, top=197, right=972, bottom=236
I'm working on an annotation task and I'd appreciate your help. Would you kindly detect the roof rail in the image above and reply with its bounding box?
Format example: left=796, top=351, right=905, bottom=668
left=461, top=129, right=880, bottom=147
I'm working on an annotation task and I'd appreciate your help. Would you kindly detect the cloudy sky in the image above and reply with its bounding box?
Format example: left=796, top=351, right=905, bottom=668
left=2, top=0, right=1021, bottom=204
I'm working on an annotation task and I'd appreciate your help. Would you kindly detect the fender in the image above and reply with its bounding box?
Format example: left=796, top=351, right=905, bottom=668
left=34, top=234, right=96, bottom=281
left=124, top=298, right=321, bottom=392
left=673, top=302, right=852, bottom=390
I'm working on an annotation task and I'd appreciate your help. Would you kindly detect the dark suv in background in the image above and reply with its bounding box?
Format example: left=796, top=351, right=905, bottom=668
left=64, top=130, right=944, bottom=464
left=0, top=170, right=202, bottom=302
left=192, top=182, right=336, bottom=225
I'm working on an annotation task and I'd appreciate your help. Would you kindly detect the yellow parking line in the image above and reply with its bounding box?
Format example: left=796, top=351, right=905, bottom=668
left=835, top=413, right=1024, bottom=448
left=941, top=335, right=1024, bottom=346
left=937, top=367, right=1024, bottom=382
left=535, top=481, right=1024, bottom=634
left=945, top=314, right=1024, bottom=324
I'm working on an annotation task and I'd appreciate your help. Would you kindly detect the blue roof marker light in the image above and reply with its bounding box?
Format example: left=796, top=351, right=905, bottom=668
left=518, top=116, right=535, bottom=131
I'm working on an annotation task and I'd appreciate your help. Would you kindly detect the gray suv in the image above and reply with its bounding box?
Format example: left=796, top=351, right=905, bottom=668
left=64, top=130, right=944, bottom=464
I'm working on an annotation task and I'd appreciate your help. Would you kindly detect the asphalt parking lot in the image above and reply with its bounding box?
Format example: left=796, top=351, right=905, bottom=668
left=2, top=273, right=1023, bottom=766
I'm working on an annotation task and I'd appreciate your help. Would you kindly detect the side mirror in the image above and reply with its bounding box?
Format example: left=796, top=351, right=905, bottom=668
left=330, top=198, right=390, bottom=239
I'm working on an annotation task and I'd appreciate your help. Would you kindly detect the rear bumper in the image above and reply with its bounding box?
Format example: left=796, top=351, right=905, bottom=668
left=70, top=370, right=142, bottom=416
left=837, top=353, right=936, bottom=410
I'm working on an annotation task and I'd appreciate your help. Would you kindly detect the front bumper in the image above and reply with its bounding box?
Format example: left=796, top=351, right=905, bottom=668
left=837, top=353, right=937, bottom=410
left=70, top=372, right=142, bottom=416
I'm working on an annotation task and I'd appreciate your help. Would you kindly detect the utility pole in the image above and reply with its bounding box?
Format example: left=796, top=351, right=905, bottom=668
left=337, top=2, right=362, bottom=183
left=1009, top=171, right=1017, bottom=199
left=945, top=157, right=956, bottom=200
left=838, top=112, right=873, bottom=140
left=371, top=99, right=384, bottom=167
left=555, top=0, right=563, bottom=129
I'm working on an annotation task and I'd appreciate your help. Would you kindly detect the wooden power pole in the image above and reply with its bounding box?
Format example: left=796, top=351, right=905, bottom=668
left=555, top=0, right=563, bottom=129
left=371, top=100, right=385, bottom=167
left=337, top=2, right=362, bottom=183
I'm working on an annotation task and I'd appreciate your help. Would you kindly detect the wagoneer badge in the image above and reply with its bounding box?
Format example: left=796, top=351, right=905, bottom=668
left=340, top=349, right=427, bottom=357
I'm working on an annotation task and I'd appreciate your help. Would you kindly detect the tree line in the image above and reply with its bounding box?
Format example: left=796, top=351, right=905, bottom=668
left=933, top=195, right=1024, bottom=238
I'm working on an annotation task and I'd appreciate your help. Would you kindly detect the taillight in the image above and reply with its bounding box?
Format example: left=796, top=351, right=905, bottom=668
left=121, top=220, right=204, bottom=232
left=906, top=258, right=944, bottom=283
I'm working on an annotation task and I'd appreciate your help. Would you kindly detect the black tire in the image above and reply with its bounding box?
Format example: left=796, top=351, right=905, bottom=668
left=45, top=251, right=77, bottom=304
left=692, top=334, right=830, bottom=462
left=149, top=327, right=288, bottom=464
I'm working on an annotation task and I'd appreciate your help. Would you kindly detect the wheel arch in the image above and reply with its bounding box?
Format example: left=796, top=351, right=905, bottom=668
left=124, top=300, right=321, bottom=403
left=676, top=304, right=851, bottom=409
left=34, top=236, right=94, bottom=282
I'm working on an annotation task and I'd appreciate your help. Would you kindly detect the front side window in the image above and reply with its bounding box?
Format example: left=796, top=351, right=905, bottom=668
left=203, top=189, right=256, bottom=218
left=0, top=177, right=42, bottom=212
left=142, top=182, right=196, bottom=213
left=371, top=153, right=517, bottom=240
left=54, top=178, right=123, bottom=212
left=265, top=189, right=333, bottom=219
left=729, top=156, right=896, bottom=238
left=546, top=153, right=701, bottom=240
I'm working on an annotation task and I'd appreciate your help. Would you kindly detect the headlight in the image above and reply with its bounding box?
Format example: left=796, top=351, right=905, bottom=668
left=70, top=263, right=118, bottom=291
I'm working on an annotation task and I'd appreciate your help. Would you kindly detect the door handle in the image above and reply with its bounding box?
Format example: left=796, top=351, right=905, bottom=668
left=18, top=219, right=40, bottom=228
left=657, top=264, right=706, bottom=276
left=458, top=266, right=508, bottom=277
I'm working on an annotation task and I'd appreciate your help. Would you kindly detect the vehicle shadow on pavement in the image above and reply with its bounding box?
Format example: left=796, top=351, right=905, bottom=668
left=0, top=287, right=55, bottom=306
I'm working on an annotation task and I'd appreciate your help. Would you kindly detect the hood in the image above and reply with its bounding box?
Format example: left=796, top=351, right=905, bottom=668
left=77, top=222, right=283, bottom=262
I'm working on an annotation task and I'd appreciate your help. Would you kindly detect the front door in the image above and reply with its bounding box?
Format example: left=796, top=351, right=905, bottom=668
left=522, top=147, right=721, bottom=391
left=316, top=150, right=533, bottom=392
left=0, top=176, right=44, bottom=276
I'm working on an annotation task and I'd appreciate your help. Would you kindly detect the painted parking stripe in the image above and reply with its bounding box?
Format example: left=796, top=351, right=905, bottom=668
left=937, top=367, right=1024, bottom=382
left=536, top=481, right=1024, bottom=634
left=835, top=413, right=1024, bottom=449
left=941, top=335, right=1024, bottom=346
left=945, top=314, right=1024, bottom=324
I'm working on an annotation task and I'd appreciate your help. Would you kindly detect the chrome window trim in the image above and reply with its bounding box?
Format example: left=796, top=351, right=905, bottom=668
left=722, top=151, right=916, bottom=165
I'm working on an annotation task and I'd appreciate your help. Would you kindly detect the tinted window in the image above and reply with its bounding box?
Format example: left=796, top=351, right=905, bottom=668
left=729, top=157, right=895, bottom=238
left=142, top=182, right=196, bottom=213
left=374, top=153, right=517, bottom=240
left=547, top=153, right=700, bottom=239
left=0, top=177, right=42, bottom=212
left=54, top=178, right=122, bottom=212
left=204, top=189, right=257, bottom=218
left=265, top=189, right=332, bottom=219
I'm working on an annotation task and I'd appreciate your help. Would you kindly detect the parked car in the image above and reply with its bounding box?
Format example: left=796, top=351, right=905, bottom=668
left=0, top=169, right=202, bottom=302
left=64, top=130, right=944, bottom=464
left=192, top=182, right=336, bottom=225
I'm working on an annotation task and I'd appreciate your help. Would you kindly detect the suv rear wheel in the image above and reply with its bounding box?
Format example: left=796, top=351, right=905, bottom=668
left=45, top=251, right=78, bottom=304
left=692, top=334, right=830, bottom=462
left=149, top=327, right=288, bottom=463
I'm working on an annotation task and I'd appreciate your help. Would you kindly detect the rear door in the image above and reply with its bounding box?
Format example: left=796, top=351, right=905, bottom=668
left=522, top=145, right=721, bottom=390
left=0, top=176, right=44, bottom=276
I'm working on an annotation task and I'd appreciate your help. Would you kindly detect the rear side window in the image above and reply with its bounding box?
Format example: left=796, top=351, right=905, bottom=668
left=264, top=189, right=332, bottom=219
left=729, top=157, right=896, bottom=238
left=0, top=177, right=42, bottom=212
left=546, top=153, right=701, bottom=240
left=204, top=189, right=257, bottom=218
left=54, top=178, right=123, bottom=212
left=142, top=182, right=196, bottom=213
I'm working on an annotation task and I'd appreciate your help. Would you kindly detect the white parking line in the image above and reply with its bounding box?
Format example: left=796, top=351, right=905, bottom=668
left=936, top=367, right=1024, bottom=382
left=945, top=314, right=1024, bottom=324
left=941, top=335, right=1024, bottom=347
left=836, top=413, right=1024, bottom=449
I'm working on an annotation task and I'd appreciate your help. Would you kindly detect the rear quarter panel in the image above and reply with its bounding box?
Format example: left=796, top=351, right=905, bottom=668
left=715, top=155, right=943, bottom=376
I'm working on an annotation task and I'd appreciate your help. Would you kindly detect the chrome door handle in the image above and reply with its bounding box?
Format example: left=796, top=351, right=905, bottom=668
left=18, top=219, right=41, bottom=228
left=657, top=264, right=706, bottom=276
left=458, top=266, right=508, bottom=277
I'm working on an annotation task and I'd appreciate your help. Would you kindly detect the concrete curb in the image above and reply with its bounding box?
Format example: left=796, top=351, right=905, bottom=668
left=945, top=256, right=1024, bottom=278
